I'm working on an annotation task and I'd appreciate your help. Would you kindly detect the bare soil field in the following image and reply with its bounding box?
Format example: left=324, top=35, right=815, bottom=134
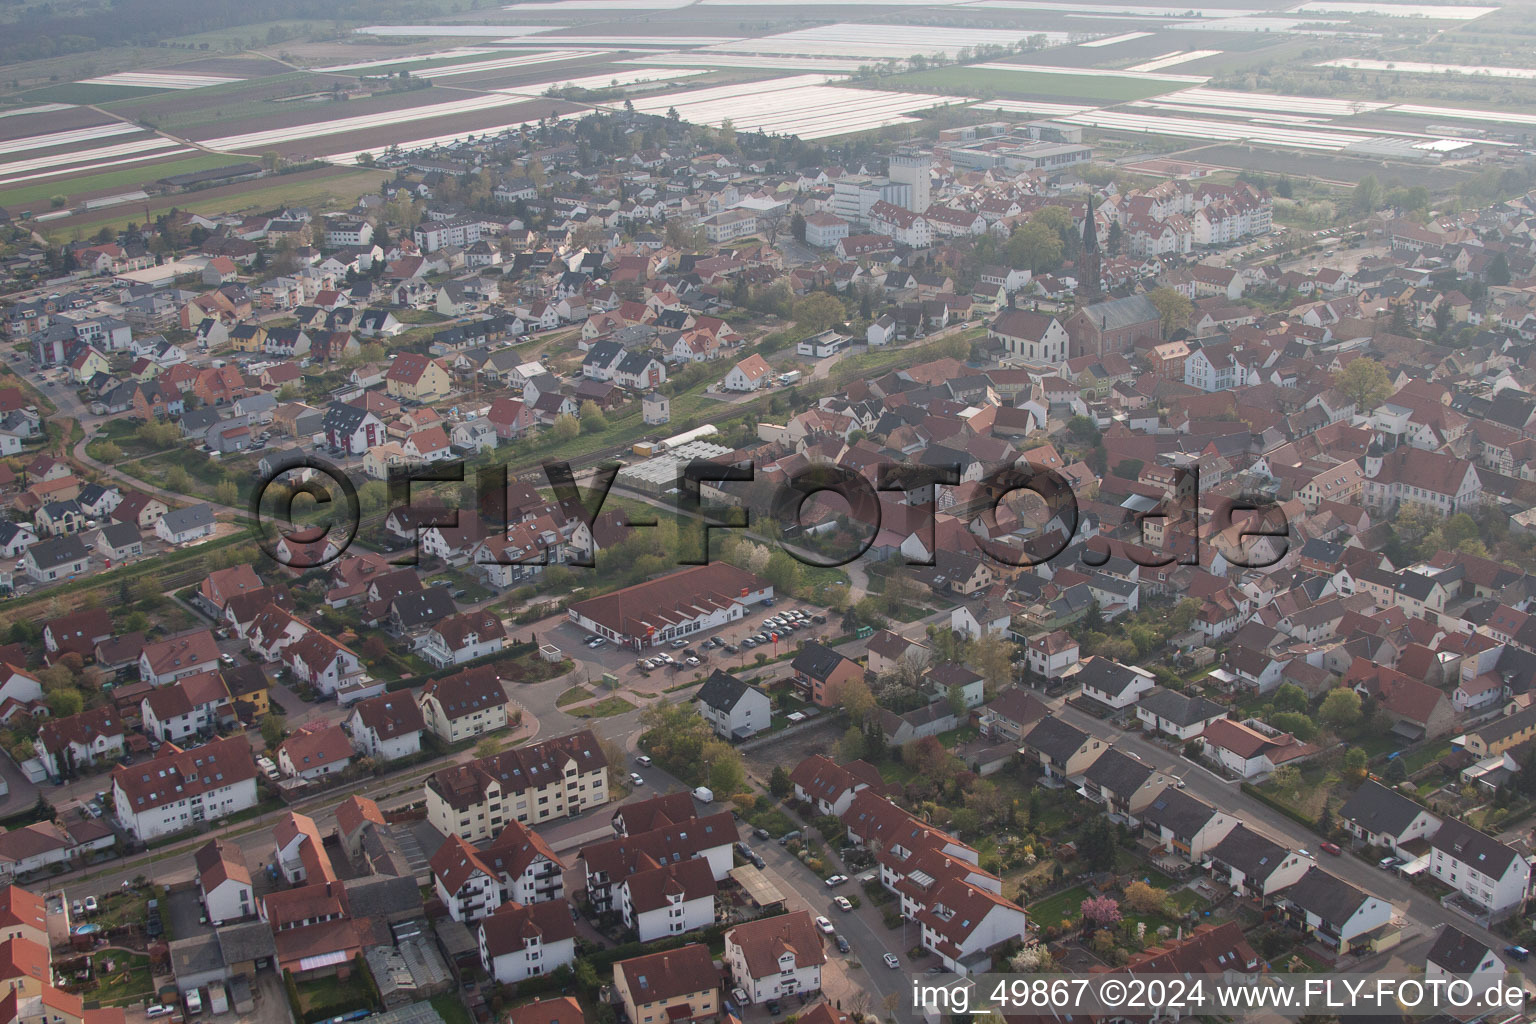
left=155, top=55, right=296, bottom=77
left=1190, top=143, right=1477, bottom=188
left=260, top=95, right=591, bottom=159
left=177, top=83, right=511, bottom=144
left=0, top=105, right=121, bottom=143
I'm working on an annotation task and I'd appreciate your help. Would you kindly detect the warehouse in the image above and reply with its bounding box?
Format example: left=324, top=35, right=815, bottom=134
left=567, top=563, right=772, bottom=649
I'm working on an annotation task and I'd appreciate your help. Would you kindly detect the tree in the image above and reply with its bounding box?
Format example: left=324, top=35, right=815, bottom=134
left=1080, top=895, right=1121, bottom=929
left=1489, top=251, right=1511, bottom=286
left=1270, top=711, right=1318, bottom=742
left=839, top=726, right=867, bottom=761
left=250, top=711, right=286, bottom=749
left=640, top=702, right=714, bottom=775
left=1334, top=357, right=1391, bottom=413
left=706, top=742, right=746, bottom=795
left=551, top=413, right=580, bottom=442
left=1078, top=816, right=1116, bottom=872
left=1343, top=746, right=1369, bottom=786
left=1272, top=683, right=1308, bottom=714
left=95, top=442, right=121, bottom=462
left=1122, top=881, right=1169, bottom=916
left=793, top=292, right=844, bottom=334
left=1006, top=219, right=1063, bottom=273
left=49, top=195, right=66, bottom=210
left=1319, top=688, right=1362, bottom=732
left=1351, top=175, right=1382, bottom=216
left=215, top=480, right=239, bottom=506
left=579, top=400, right=608, bottom=433
left=1384, top=757, right=1408, bottom=784
left=838, top=678, right=875, bottom=723
left=769, top=765, right=793, bottom=799
left=1147, top=286, right=1193, bottom=338
left=791, top=212, right=806, bottom=242
left=165, top=466, right=192, bottom=494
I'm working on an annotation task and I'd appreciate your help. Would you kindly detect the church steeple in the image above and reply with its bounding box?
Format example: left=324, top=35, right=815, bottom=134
left=1079, top=195, right=1102, bottom=298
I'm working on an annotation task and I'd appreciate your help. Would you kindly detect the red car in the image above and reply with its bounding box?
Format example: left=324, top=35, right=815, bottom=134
left=1319, top=842, right=1342, bottom=856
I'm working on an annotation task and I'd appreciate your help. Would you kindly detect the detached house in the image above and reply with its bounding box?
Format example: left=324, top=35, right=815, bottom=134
left=694, top=670, right=771, bottom=740
left=1428, top=818, right=1531, bottom=917
left=724, top=911, right=826, bottom=1004
left=479, top=900, right=577, bottom=984
left=418, top=666, right=511, bottom=743
left=346, top=693, right=426, bottom=762
left=1338, top=780, right=1441, bottom=853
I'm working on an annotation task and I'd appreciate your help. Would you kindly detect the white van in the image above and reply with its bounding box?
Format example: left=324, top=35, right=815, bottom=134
left=692, top=786, right=714, bottom=803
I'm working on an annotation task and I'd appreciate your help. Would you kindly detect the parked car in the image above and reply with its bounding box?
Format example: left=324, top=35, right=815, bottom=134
left=1320, top=842, right=1342, bottom=856
left=779, top=830, right=801, bottom=845
left=629, top=772, right=645, bottom=786
left=824, top=874, right=848, bottom=887
left=765, top=1001, right=781, bottom=1016
left=815, top=915, right=835, bottom=935
left=754, top=827, right=770, bottom=839
left=724, top=644, right=740, bottom=654
left=635, top=755, right=653, bottom=767
left=835, top=934, right=850, bottom=954
left=670, top=639, right=689, bottom=649
left=833, top=896, right=852, bottom=912
left=146, top=1006, right=175, bottom=1019
left=83, top=896, right=97, bottom=913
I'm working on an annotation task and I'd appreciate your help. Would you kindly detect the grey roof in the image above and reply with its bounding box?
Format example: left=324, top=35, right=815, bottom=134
left=1338, top=780, right=1433, bottom=838
left=1142, top=786, right=1221, bottom=840
left=1076, top=657, right=1147, bottom=700
left=1207, top=824, right=1293, bottom=880
left=792, top=641, right=848, bottom=681
left=1471, top=706, right=1536, bottom=746
left=169, top=933, right=225, bottom=978
left=1137, top=687, right=1227, bottom=728
left=96, top=522, right=142, bottom=548
left=28, top=535, right=87, bottom=569
left=1426, top=925, right=1494, bottom=974
left=695, top=669, right=760, bottom=712
left=392, top=588, right=458, bottom=628
left=161, top=504, right=215, bottom=534
left=343, top=874, right=424, bottom=919
left=1021, top=715, right=1091, bottom=762
left=1081, top=293, right=1160, bottom=332
left=1429, top=818, right=1520, bottom=877
left=1082, top=747, right=1154, bottom=797
left=1282, top=866, right=1370, bottom=924
left=216, top=920, right=277, bottom=964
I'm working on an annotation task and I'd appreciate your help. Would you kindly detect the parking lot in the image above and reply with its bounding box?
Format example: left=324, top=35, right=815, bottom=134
left=556, top=595, right=837, bottom=687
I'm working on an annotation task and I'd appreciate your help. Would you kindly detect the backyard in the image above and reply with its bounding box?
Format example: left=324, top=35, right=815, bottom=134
left=58, top=950, right=155, bottom=1008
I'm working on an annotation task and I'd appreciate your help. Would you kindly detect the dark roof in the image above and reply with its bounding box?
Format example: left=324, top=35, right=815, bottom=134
left=1076, top=657, right=1149, bottom=700
left=1137, top=687, right=1227, bottom=728
left=1338, top=780, right=1433, bottom=838
left=695, top=669, right=761, bottom=712
left=1429, top=818, right=1521, bottom=876
left=791, top=641, right=848, bottom=681
left=1282, top=866, right=1371, bottom=923
left=1207, top=824, right=1294, bottom=880
left=1021, top=715, right=1090, bottom=762
left=391, top=588, right=457, bottom=628
left=28, top=535, right=87, bottom=569
left=1082, top=748, right=1154, bottom=797
left=1142, top=786, right=1221, bottom=840
left=1426, top=925, right=1494, bottom=974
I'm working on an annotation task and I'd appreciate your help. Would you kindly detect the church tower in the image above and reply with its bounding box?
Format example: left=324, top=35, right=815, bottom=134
left=1079, top=196, right=1102, bottom=299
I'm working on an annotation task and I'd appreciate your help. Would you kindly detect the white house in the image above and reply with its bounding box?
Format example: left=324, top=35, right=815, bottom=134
left=111, top=736, right=259, bottom=841
left=478, top=900, right=577, bottom=984
left=1278, top=866, right=1393, bottom=954
left=421, top=611, right=506, bottom=669
left=346, top=694, right=426, bottom=762
left=724, top=911, right=826, bottom=1004
left=140, top=672, right=228, bottom=743
left=723, top=355, right=774, bottom=392
left=1076, top=657, right=1155, bottom=711
left=1141, top=787, right=1237, bottom=861
left=619, top=859, right=717, bottom=941
left=695, top=670, right=771, bottom=741
left=1429, top=819, right=1531, bottom=917
left=1206, top=825, right=1312, bottom=900
left=155, top=505, right=216, bottom=545
left=482, top=820, right=565, bottom=906
left=1338, top=780, right=1442, bottom=853
left=917, top=878, right=1032, bottom=974
left=195, top=839, right=255, bottom=925
left=1426, top=926, right=1509, bottom=999
left=433, top=834, right=504, bottom=924
left=276, top=722, right=353, bottom=781
left=1135, top=688, right=1227, bottom=741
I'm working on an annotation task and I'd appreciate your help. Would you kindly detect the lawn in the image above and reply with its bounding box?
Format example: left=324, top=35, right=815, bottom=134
left=1027, top=884, right=1092, bottom=928
left=568, top=695, right=635, bottom=718
left=870, top=66, right=1179, bottom=102
left=557, top=685, right=595, bottom=707
left=431, top=995, right=472, bottom=1024
left=0, top=153, right=250, bottom=209
left=294, top=971, right=372, bottom=1015
left=82, top=951, right=155, bottom=1007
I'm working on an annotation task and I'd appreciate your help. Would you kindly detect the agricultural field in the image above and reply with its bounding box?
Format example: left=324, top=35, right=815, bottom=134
left=625, top=75, right=964, bottom=139
left=871, top=64, right=1193, bottom=102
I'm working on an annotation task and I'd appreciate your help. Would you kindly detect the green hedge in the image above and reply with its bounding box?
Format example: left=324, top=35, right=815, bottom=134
left=1240, top=782, right=1321, bottom=831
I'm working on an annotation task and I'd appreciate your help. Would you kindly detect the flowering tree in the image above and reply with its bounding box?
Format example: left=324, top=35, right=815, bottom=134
left=1081, top=895, right=1122, bottom=929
